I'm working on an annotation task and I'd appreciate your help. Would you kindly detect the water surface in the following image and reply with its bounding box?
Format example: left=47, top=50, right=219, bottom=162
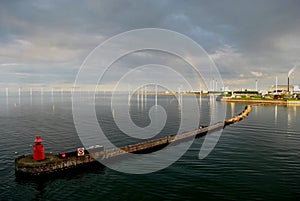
left=0, top=93, right=299, bottom=200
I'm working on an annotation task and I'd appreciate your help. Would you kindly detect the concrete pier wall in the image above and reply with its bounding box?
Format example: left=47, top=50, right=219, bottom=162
left=15, top=105, right=252, bottom=177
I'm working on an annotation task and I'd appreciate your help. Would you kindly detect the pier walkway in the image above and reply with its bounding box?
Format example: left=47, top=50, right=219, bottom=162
left=15, top=105, right=252, bottom=176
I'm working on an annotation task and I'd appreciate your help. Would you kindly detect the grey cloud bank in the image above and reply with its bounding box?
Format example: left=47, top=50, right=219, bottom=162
left=0, top=0, right=299, bottom=90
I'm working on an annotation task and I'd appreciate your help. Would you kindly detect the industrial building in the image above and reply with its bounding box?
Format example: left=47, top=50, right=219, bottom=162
left=269, top=85, right=300, bottom=93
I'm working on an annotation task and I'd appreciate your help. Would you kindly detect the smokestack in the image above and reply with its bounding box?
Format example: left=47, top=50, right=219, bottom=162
left=288, top=65, right=297, bottom=93
left=275, top=76, right=278, bottom=94
left=288, top=76, right=290, bottom=93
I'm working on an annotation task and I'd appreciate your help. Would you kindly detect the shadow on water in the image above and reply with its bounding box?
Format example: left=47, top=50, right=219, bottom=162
left=15, top=162, right=106, bottom=182
left=14, top=162, right=107, bottom=200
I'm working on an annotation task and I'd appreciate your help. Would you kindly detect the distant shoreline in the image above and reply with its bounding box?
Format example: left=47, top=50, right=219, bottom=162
left=219, top=98, right=300, bottom=105
left=146, top=92, right=221, bottom=97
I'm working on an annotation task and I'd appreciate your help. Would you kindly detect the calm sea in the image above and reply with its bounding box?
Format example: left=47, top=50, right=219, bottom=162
left=0, top=92, right=299, bottom=200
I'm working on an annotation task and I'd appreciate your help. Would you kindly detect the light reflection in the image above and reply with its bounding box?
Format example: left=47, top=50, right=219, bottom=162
left=274, top=105, right=278, bottom=124
left=155, top=84, right=158, bottom=107
left=18, top=88, right=21, bottom=105
left=141, top=89, right=144, bottom=111
left=199, top=94, right=202, bottom=108
left=128, top=92, right=131, bottom=106
left=61, top=88, right=64, bottom=102
left=30, top=88, right=32, bottom=106
left=41, top=88, right=43, bottom=105
left=137, top=90, right=139, bottom=109
left=51, top=88, right=54, bottom=103
left=287, top=106, right=291, bottom=125
left=231, top=102, right=235, bottom=117
left=144, top=87, right=147, bottom=108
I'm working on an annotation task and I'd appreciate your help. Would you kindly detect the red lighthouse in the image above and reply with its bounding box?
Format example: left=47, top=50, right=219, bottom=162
left=33, top=136, right=45, bottom=161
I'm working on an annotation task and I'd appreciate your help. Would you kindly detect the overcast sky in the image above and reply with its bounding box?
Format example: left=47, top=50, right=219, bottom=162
left=0, top=0, right=299, bottom=91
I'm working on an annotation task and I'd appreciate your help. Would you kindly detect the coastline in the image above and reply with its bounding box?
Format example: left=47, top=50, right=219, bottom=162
left=219, top=98, right=300, bottom=105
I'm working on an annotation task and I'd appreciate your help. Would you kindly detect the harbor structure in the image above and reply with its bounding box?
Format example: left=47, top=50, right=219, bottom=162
left=15, top=105, right=252, bottom=177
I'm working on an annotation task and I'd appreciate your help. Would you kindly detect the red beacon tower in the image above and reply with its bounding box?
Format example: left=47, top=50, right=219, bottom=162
left=33, top=136, right=45, bottom=161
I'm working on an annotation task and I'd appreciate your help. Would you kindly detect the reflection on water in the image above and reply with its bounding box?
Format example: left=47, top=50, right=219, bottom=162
left=275, top=105, right=278, bottom=123
left=287, top=105, right=298, bottom=127
left=230, top=102, right=235, bottom=117
left=18, top=88, right=21, bottom=105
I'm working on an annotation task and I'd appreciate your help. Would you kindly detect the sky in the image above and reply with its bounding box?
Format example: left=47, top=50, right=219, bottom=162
left=0, top=0, right=300, bottom=91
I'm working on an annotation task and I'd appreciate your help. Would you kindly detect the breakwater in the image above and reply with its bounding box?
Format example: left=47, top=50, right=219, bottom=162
left=15, top=105, right=252, bottom=177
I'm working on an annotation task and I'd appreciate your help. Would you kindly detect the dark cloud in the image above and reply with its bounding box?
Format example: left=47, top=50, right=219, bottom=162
left=0, top=0, right=299, bottom=90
